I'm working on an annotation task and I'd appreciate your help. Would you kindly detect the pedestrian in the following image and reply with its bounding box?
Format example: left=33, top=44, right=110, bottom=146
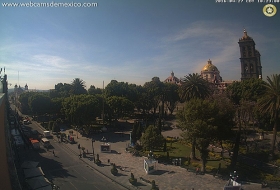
left=108, top=159, right=110, bottom=164
left=196, top=167, right=199, bottom=175
left=53, top=150, right=55, bottom=156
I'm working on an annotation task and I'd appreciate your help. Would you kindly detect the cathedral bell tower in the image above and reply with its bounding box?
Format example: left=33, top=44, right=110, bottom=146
left=238, top=29, right=262, bottom=80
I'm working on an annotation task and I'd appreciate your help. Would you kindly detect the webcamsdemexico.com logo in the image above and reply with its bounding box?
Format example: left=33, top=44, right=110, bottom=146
left=2, top=1, right=98, bottom=8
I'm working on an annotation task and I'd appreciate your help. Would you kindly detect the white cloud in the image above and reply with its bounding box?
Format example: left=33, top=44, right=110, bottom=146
left=31, top=54, right=71, bottom=70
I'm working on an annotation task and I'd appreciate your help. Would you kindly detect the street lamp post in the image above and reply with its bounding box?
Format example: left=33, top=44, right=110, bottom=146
left=91, top=138, right=95, bottom=156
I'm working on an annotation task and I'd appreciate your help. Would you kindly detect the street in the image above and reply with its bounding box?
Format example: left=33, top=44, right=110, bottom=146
left=11, top=104, right=127, bottom=190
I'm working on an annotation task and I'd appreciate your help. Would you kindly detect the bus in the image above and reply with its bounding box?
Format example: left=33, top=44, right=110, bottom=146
left=41, top=138, right=50, bottom=148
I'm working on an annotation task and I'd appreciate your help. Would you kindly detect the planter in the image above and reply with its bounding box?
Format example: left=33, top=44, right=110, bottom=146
left=129, top=178, right=137, bottom=185
left=111, top=163, right=118, bottom=176
left=111, top=168, right=118, bottom=176
left=95, top=160, right=101, bottom=166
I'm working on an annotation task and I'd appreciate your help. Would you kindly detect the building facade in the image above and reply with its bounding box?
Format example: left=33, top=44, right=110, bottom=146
left=201, top=59, right=222, bottom=84
left=238, top=29, right=262, bottom=80
left=164, top=71, right=182, bottom=85
left=201, top=59, right=234, bottom=92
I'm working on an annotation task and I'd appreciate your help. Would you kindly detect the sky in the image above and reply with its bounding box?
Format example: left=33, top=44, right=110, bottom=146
left=0, top=0, right=280, bottom=90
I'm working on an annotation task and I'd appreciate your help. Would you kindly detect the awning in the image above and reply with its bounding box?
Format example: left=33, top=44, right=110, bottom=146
left=26, top=176, right=51, bottom=190
left=21, top=161, right=39, bottom=169
left=24, top=167, right=45, bottom=179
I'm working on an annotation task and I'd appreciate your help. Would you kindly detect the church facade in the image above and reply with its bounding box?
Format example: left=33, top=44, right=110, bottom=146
left=201, top=59, right=222, bottom=84
left=164, top=71, right=182, bottom=85
left=164, top=29, right=262, bottom=90
left=238, top=29, right=262, bottom=80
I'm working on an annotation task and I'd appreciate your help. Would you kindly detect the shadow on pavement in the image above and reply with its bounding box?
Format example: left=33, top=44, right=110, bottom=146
left=149, top=169, right=169, bottom=175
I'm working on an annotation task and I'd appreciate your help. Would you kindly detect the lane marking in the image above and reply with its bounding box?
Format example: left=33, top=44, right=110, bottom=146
left=73, top=168, right=88, bottom=180
left=69, top=182, right=79, bottom=190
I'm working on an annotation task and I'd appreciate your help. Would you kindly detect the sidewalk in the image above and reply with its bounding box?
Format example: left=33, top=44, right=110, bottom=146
left=61, top=129, right=264, bottom=190
left=10, top=104, right=275, bottom=189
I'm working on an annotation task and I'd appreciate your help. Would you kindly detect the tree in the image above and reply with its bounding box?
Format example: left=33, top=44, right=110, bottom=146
left=28, top=93, right=51, bottom=115
left=258, top=74, right=280, bottom=155
left=140, top=125, right=164, bottom=151
left=70, top=78, right=87, bottom=95
left=178, top=73, right=212, bottom=159
left=177, top=98, right=233, bottom=172
left=143, top=77, right=164, bottom=115
left=210, top=94, right=235, bottom=152
left=135, top=86, right=153, bottom=115
left=226, top=78, right=266, bottom=168
left=18, top=92, right=35, bottom=114
left=131, top=121, right=143, bottom=145
left=164, top=83, right=180, bottom=115
left=62, top=94, right=101, bottom=125
left=88, top=85, right=102, bottom=95
left=106, top=96, right=134, bottom=121
left=53, top=83, right=72, bottom=97
left=52, top=121, right=60, bottom=133
left=179, top=73, right=212, bottom=102
left=131, top=123, right=138, bottom=145
left=226, top=78, right=266, bottom=104
left=104, top=80, right=138, bottom=102
left=50, top=98, right=63, bottom=115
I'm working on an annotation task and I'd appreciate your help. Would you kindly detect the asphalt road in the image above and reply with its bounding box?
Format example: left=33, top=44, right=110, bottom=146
left=11, top=104, right=127, bottom=190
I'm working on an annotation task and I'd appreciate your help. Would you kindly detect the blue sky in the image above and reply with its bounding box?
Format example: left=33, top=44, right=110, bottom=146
left=1, top=0, right=279, bottom=90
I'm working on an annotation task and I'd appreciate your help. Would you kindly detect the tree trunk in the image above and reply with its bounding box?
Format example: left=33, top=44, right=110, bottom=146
left=271, top=113, right=278, bottom=156
left=231, top=131, right=240, bottom=169
left=231, top=109, right=241, bottom=169
left=201, top=157, right=206, bottom=173
left=190, top=138, right=196, bottom=159
left=219, top=141, right=224, bottom=158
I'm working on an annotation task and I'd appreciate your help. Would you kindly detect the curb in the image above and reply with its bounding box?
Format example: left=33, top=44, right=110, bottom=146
left=42, top=126, right=134, bottom=190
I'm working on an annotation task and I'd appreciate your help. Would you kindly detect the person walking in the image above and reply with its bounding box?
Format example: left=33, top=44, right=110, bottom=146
left=53, top=150, right=55, bottom=157
left=196, top=167, right=199, bottom=175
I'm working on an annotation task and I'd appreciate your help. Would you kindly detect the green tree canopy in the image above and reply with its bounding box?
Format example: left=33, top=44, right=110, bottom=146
left=226, top=78, right=266, bottom=104
left=177, top=98, right=234, bottom=172
left=19, top=91, right=36, bottom=113
left=28, top=93, right=51, bottom=115
left=105, top=80, right=138, bottom=102
left=179, top=73, right=212, bottom=102
left=140, top=125, right=164, bottom=151
left=62, top=94, right=101, bottom=125
left=88, top=85, right=102, bottom=95
left=53, top=82, right=72, bottom=98
left=258, top=74, right=280, bottom=154
left=106, top=96, right=134, bottom=120
left=164, top=83, right=180, bottom=115
left=70, top=78, right=87, bottom=95
left=143, top=77, right=164, bottom=114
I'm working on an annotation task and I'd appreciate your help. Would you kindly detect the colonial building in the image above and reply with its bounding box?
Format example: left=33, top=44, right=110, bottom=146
left=201, top=59, right=222, bottom=84
left=238, top=29, right=262, bottom=80
left=14, top=83, right=28, bottom=95
left=201, top=59, right=234, bottom=92
left=164, top=71, right=182, bottom=85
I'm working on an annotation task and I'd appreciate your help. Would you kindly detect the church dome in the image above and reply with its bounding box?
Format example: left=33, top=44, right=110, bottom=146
left=164, top=71, right=181, bottom=85
left=202, top=59, right=219, bottom=72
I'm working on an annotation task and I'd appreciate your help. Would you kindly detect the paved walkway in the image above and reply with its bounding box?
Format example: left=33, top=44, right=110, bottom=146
left=11, top=104, right=278, bottom=190
left=58, top=129, right=265, bottom=190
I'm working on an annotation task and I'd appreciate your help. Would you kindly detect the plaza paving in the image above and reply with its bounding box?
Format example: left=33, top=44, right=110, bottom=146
left=58, top=127, right=265, bottom=190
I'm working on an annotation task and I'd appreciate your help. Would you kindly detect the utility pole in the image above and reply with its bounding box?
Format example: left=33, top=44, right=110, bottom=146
left=102, top=80, right=104, bottom=126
